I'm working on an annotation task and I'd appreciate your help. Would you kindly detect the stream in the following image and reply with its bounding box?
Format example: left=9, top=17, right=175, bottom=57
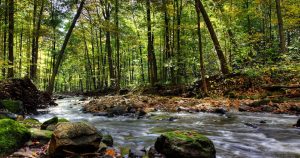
left=33, top=97, right=300, bottom=158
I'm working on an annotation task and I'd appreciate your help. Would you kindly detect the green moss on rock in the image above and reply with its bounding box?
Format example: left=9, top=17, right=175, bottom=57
left=41, top=116, right=58, bottom=130
left=29, top=128, right=53, bottom=141
left=58, top=118, right=69, bottom=123
left=0, top=100, right=23, bottom=114
left=155, top=130, right=216, bottom=158
left=21, top=118, right=42, bottom=128
left=0, top=119, right=31, bottom=156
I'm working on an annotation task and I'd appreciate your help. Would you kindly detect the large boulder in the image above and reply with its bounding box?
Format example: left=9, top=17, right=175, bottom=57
left=0, top=119, right=31, bottom=156
left=48, top=122, right=102, bottom=157
left=0, top=100, right=24, bottom=114
left=0, top=78, right=53, bottom=113
left=155, top=131, right=216, bottom=158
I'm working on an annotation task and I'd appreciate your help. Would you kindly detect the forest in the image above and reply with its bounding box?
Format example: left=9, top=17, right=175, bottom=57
left=0, top=0, right=299, bottom=157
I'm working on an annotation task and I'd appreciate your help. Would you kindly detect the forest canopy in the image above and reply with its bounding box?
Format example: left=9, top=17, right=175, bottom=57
left=0, top=0, right=299, bottom=93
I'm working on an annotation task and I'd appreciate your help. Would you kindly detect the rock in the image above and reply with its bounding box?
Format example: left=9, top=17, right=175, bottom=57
left=57, top=96, right=65, bottom=99
left=21, top=118, right=41, bottom=128
left=58, top=118, right=69, bottom=123
left=93, top=112, right=109, bottom=117
left=154, top=131, right=216, bottom=158
left=41, top=116, right=58, bottom=130
left=148, top=146, right=165, bottom=158
left=238, top=105, right=251, bottom=112
left=137, top=109, right=147, bottom=118
left=29, top=128, right=53, bottom=142
left=79, top=97, right=87, bottom=101
left=129, top=146, right=146, bottom=158
left=107, top=106, right=127, bottom=117
left=102, top=134, right=114, bottom=147
left=48, top=122, right=102, bottom=157
left=0, top=111, right=18, bottom=120
left=0, top=100, right=24, bottom=114
left=213, top=108, right=227, bottom=115
left=0, top=78, right=53, bottom=113
left=293, top=119, right=300, bottom=128
left=0, top=119, right=31, bottom=156
left=259, top=120, right=267, bottom=124
left=244, top=123, right=258, bottom=128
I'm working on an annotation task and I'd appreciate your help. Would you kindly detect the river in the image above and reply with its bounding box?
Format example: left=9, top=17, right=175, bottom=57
left=33, top=97, right=300, bottom=158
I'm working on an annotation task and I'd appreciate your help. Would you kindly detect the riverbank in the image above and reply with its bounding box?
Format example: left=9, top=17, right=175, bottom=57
left=83, top=94, right=300, bottom=116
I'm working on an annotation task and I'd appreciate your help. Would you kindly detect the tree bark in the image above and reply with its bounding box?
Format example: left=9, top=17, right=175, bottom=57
left=2, top=0, right=8, bottom=77
left=275, top=0, right=286, bottom=53
left=195, top=0, right=229, bottom=75
left=146, top=0, right=158, bottom=85
left=7, top=0, right=14, bottom=78
left=195, top=0, right=208, bottom=95
left=47, top=0, right=85, bottom=94
left=31, top=0, right=45, bottom=81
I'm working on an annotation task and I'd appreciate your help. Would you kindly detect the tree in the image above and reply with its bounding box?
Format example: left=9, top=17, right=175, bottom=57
left=275, top=0, right=286, bottom=53
left=195, top=0, right=229, bottom=75
left=7, top=0, right=14, bottom=78
left=146, top=0, right=158, bottom=85
left=47, top=0, right=85, bottom=94
left=195, top=0, right=208, bottom=95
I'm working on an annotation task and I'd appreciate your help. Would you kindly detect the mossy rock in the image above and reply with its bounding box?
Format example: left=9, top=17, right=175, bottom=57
left=0, top=100, right=24, bottom=114
left=0, top=119, right=31, bottom=156
left=29, top=128, right=53, bottom=141
left=41, top=116, right=58, bottom=130
left=155, top=130, right=216, bottom=158
left=102, top=134, right=113, bottom=147
left=58, top=118, right=69, bottom=123
left=21, top=118, right=41, bottom=128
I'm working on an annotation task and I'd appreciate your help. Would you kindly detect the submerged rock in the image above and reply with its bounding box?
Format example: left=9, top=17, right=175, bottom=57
left=48, top=122, right=102, bottom=157
left=154, top=130, right=216, bottom=158
left=294, top=119, right=300, bottom=128
left=0, top=119, right=31, bottom=156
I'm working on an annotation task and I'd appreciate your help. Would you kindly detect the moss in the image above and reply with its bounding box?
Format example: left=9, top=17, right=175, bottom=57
left=162, top=130, right=210, bottom=143
left=0, top=119, right=31, bottom=156
left=21, top=118, right=41, bottom=128
left=29, top=128, right=53, bottom=141
left=0, top=100, right=23, bottom=114
left=58, top=118, right=69, bottom=123
left=41, top=116, right=58, bottom=130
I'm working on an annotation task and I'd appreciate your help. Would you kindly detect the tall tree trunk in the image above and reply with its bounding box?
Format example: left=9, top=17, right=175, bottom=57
left=115, top=0, right=120, bottom=92
left=195, top=1, right=208, bottom=95
left=146, top=0, right=157, bottom=85
left=30, top=0, right=37, bottom=80
left=7, top=0, right=14, bottom=78
left=47, top=0, right=85, bottom=94
left=275, top=0, right=286, bottom=53
left=31, top=0, right=45, bottom=81
left=195, top=0, right=229, bottom=75
left=19, top=25, right=23, bottom=77
left=2, top=0, right=8, bottom=77
left=176, top=0, right=183, bottom=83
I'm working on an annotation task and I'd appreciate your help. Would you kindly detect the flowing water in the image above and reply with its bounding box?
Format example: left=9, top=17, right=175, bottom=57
left=34, top=97, right=300, bottom=158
